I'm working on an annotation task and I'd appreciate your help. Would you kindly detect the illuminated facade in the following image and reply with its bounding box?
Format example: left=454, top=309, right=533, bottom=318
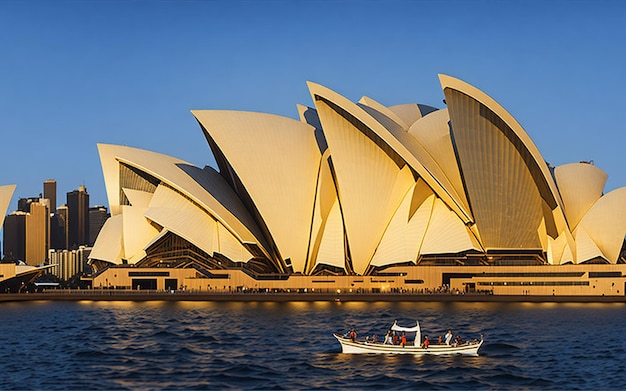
left=89, top=75, right=626, bottom=287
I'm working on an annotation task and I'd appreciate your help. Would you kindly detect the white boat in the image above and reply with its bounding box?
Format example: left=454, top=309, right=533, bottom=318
left=334, top=320, right=483, bottom=355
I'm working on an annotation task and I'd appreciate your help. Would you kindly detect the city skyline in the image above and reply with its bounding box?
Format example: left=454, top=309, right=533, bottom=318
left=2, top=179, right=109, bottom=264
left=0, top=179, right=109, bottom=266
left=2, top=1, right=626, bottom=210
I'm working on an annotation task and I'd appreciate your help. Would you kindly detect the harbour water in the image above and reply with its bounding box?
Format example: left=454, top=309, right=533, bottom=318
left=0, top=300, right=624, bottom=390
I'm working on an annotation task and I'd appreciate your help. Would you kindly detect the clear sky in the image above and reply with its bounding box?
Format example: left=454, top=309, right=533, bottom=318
left=1, top=0, right=625, bottom=211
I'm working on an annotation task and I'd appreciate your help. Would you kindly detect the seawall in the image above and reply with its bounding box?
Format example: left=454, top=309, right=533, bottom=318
left=1, top=291, right=626, bottom=303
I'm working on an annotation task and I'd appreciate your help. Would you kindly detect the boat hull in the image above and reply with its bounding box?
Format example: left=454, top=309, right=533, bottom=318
left=334, top=334, right=483, bottom=355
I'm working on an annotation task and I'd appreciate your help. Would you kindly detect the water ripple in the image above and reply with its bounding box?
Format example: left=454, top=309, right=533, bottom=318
left=0, top=301, right=625, bottom=389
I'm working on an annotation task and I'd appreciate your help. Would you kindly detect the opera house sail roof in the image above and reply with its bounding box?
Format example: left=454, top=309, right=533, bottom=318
left=89, top=75, right=626, bottom=276
left=0, top=184, right=16, bottom=231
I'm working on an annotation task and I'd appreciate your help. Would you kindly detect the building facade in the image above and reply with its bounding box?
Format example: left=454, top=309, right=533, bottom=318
left=3, top=198, right=50, bottom=266
left=67, top=186, right=89, bottom=249
left=91, top=263, right=626, bottom=297
left=49, top=246, right=91, bottom=282
left=25, top=199, right=49, bottom=266
left=88, top=206, right=109, bottom=246
left=3, top=212, right=26, bottom=262
left=50, top=205, right=68, bottom=250
left=43, top=179, right=56, bottom=214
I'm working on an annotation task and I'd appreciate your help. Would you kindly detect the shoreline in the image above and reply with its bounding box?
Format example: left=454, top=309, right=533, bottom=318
left=1, top=291, right=626, bottom=303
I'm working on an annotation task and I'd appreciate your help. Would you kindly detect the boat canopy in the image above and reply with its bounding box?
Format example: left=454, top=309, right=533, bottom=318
left=391, top=320, right=422, bottom=346
left=391, top=320, right=420, bottom=333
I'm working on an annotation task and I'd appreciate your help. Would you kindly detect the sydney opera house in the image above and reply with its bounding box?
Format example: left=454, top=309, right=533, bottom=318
left=87, top=75, right=626, bottom=296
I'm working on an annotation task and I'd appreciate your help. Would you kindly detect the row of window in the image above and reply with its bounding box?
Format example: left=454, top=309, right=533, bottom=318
left=478, top=281, right=589, bottom=286
left=479, top=272, right=585, bottom=278
left=128, top=271, right=170, bottom=277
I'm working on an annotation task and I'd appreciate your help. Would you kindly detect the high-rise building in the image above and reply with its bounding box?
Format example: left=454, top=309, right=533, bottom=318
left=43, top=179, right=57, bottom=214
left=50, top=205, right=68, bottom=250
left=3, top=212, right=26, bottom=262
left=67, top=186, right=89, bottom=249
left=25, top=199, right=49, bottom=266
left=88, top=206, right=109, bottom=246
left=4, top=198, right=51, bottom=265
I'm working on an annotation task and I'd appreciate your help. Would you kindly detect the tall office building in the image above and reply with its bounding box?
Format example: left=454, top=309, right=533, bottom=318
left=88, top=206, right=109, bottom=246
left=50, top=205, right=68, bottom=250
left=25, top=199, right=49, bottom=266
left=43, top=179, right=57, bottom=214
left=3, top=198, right=49, bottom=265
left=3, top=212, right=26, bottom=262
left=67, top=186, right=89, bottom=249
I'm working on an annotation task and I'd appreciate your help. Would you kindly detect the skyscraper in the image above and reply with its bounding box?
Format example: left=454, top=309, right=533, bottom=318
left=50, top=205, right=68, bottom=250
left=3, top=212, right=26, bottom=262
left=25, top=199, right=49, bottom=266
left=4, top=199, right=50, bottom=266
left=67, top=186, right=89, bottom=249
left=88, top=206, right=109, bottom=246
left=43, top=179, right=57, bottom=214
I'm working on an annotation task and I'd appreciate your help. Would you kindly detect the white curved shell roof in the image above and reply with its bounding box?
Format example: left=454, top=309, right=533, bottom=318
left=89, top=214, right=124, bottom=264
left=0, top=184, right=16, bottom=231
left=192, top=110, right=322, bottom=273
left=575, top=187, right=626, bottom=262
left=92, top=144, right=273, bottom=266
left=441, top=74, right=565, bottom=251
left=91, top=75, right=626, bottom=273
left=555, top=162, right=607, bottom=230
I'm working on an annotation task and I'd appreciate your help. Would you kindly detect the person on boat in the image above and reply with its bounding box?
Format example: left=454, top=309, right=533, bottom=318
left=349, top=328, right=357, bottom=342
left=455, top=335, right=463, bottom=345
left=383, top=329, right=392, bottom=344
left=422, top=335, right=430, bottom=349
left=400, top=331, right=407, bottom=347
left=437, top=336, right=443, bottom=344
left=372, top=334, right=377, bottom=343
left=392, top=331, right=399, bottom=345
left=445, top=329, right=453, bottom=345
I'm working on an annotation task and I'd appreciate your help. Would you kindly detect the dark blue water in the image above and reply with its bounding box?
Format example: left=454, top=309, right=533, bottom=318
left=0, top=300, right=624, bottom=390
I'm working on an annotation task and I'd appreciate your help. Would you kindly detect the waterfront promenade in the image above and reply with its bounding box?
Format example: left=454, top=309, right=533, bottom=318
left=1, top=289, right=626, bottom=303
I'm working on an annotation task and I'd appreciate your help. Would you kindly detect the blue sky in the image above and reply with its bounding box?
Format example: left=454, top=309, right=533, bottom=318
left=1, top=0, right=625, bottom=211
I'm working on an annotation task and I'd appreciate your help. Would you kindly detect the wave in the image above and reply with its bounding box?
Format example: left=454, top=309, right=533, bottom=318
left=2, top=301, right=626, bottom=390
